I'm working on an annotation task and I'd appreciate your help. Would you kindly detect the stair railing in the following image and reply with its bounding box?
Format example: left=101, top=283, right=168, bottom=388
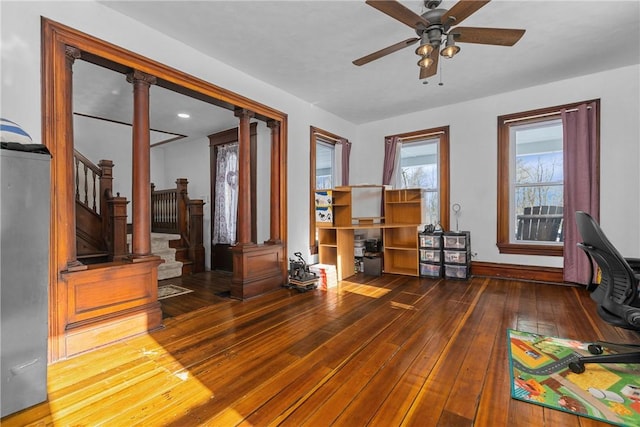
left=73, top=150, right=127, bottom=261
left=151, top=179, right=205, bottom=273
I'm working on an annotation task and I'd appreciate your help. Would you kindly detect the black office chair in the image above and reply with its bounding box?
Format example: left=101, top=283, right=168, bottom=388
left=568, top=211, right=640, bottom=374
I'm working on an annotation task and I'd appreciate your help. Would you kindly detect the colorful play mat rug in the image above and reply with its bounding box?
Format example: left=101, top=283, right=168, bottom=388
left=508, top=329, right=640, bottom=426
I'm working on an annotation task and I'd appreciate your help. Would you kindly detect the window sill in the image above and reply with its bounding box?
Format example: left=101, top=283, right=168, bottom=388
left=497, top=242, right=564, bottom=257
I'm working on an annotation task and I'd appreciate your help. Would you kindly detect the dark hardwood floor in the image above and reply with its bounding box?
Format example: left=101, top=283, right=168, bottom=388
left=158, top=270, right=233, bottom=319
left=3, top=272, right=639, bottom=426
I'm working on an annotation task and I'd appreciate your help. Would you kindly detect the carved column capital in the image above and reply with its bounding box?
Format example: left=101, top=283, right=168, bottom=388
left=126, top=70, right=157, bottom=86
left=65, top=46, right=81, bottom=62
left=266, top=119, right=280, bottom=131
left=234, top=108, right=255, bottom=120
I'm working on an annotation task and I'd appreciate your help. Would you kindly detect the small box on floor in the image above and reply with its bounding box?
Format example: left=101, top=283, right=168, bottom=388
left=363, top=254, right=382, bottom=276
left=309, top=264, right=338, bottom=290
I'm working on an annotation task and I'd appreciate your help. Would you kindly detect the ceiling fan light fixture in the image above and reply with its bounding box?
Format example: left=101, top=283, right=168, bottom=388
left=415, top=42, right=433, bottom=57
left=417, top=55, right=434, bottom=69
left=440, top=33, right=460, bottom=58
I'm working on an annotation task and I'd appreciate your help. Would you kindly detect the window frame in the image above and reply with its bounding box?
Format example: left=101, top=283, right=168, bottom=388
left=497, top=101, right=596, bottom=256
left=387, top=126, right=450, bottom=231
left=309, top=126, right=345, bottom=255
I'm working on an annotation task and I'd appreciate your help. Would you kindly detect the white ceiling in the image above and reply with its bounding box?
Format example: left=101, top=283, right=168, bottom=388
left=78, top=0, right=640, bottom=141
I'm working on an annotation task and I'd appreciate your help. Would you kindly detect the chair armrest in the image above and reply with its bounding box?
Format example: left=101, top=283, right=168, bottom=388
left=625, top=257, right=640, bottom=273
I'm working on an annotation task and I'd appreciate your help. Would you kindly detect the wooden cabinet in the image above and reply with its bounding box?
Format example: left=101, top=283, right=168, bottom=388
left=317, top=187, right=425, bottom=280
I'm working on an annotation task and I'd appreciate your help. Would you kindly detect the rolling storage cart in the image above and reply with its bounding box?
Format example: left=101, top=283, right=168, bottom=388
left=442, top=231, right=471, bottom=279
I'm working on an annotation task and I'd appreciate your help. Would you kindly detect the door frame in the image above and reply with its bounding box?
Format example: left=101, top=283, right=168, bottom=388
left=42, top=18, right=288, bottom=361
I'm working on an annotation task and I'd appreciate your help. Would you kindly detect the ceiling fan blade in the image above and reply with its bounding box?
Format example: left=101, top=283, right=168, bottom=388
left=366, top=0, right=430, bottom=29
left=454, top=27, right=525, bottom=46
left=419, top=50, right=439, bottom=79
left=441, top=0, right=490, bottom=26
left=353, top=37, right=419, bottom=66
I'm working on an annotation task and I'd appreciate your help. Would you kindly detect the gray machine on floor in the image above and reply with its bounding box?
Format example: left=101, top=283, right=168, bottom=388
left=1, top=148, right=51, bottom=417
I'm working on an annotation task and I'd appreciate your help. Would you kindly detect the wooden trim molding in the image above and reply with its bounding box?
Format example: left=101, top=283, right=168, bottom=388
left=471, top=261, right=564, bottom=284
left=42, top=17, right=289, bottom=359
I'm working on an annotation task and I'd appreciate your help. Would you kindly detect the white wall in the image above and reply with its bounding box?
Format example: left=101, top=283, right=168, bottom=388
left=0, top=0, right=356, bottom=264
left=354, top=65, right=640, bottom=266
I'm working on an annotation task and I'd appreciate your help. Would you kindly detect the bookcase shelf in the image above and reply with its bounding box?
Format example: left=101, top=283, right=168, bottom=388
left=316, top=186, right=425, bottom=280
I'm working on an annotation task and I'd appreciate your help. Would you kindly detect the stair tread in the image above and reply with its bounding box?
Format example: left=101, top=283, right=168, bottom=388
left=78, top=252, right=109, bottom=258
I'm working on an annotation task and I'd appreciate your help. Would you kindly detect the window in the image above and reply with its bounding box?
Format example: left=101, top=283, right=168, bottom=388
left=512, top=120, right=564, bottom=243
left=315, top=140, right=335, bottom=190
left=388, top=126, right=450, bottom=229
left=309, top=126, right=346, bottom=254
left=396, top=137, right=441, bottom=225
left=497, top=101, right=599, bottom=256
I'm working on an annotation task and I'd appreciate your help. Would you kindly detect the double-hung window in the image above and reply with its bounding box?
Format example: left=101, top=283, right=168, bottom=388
left=396, top=137, right=441, bottom=225
left=497, top=101, right=598, bottom=256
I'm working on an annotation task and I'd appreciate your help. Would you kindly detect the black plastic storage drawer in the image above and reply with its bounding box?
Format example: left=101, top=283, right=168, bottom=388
left=420, top=262, right=442, bottom=278
left=419, top=233, right=441, bottom=249
left=420, top=248, right=441, bottom=263
left=443, top=250, right=467, bottom=264
left=445, top=264, right=468, bottom=279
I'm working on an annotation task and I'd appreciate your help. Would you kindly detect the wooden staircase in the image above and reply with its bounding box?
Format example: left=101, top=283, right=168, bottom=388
left=126, top=233, right=184, bottom=280
left=74, top=151, right=205, bottom=274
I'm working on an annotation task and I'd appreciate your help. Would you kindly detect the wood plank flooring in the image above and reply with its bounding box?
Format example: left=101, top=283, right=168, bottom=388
left=3, top=272, right=640, bottom=426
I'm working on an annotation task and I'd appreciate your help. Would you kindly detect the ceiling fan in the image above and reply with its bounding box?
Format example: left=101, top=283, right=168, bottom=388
left=353, top=0, right=526, bottom=80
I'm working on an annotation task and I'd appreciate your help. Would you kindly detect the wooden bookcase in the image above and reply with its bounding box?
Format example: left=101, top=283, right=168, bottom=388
left=383, top=189, right=424, bottom=276
left=316, top=187, right=425, bottom=280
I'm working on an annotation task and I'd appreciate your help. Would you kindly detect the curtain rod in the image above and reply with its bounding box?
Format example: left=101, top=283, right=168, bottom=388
left=504, top=105, right=593, bottom=124
left=400, top=131, right=444, bottom=141
left=314, top=132, right=348, bottom=143
left=393, top=131, right=444, bottom=142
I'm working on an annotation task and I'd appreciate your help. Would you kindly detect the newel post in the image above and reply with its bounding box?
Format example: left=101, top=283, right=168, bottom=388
left=176, top=178, right=189, bottom=241
left=98, top=159, right=114, bottom=238
left=188, top=199, right=205, bottom=273
left=107, top=195, right=129, bottom=261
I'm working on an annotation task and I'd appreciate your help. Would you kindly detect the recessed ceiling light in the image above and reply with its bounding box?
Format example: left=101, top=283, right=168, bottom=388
left=177, top=113, right=190, bottom=119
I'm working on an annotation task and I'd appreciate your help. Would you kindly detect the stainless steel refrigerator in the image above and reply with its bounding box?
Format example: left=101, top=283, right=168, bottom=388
left=1, top=148, right=50, bottom=417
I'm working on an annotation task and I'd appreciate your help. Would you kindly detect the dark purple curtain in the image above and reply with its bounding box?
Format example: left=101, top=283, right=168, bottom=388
left=340, top=139, right=351, bottom=186
left=382, top=136, right=400, bottom=185
left=563, top=101, right=599, bottom=284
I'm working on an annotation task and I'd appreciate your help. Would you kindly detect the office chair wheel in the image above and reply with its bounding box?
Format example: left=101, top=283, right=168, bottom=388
left=568, top=361, right=586, bottom=374
left=588, top=344, right=604, bottom=355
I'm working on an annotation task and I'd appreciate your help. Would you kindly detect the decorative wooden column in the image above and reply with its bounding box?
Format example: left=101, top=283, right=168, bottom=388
left=230, top=110, right=284, bottom=299
left=234, top=108, right=255, bottom=246
left=62, top=46, right=87, bottom=272
left=266, top=120, right=282, bottom=244
left=127, top=70, right=156, bottom=259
